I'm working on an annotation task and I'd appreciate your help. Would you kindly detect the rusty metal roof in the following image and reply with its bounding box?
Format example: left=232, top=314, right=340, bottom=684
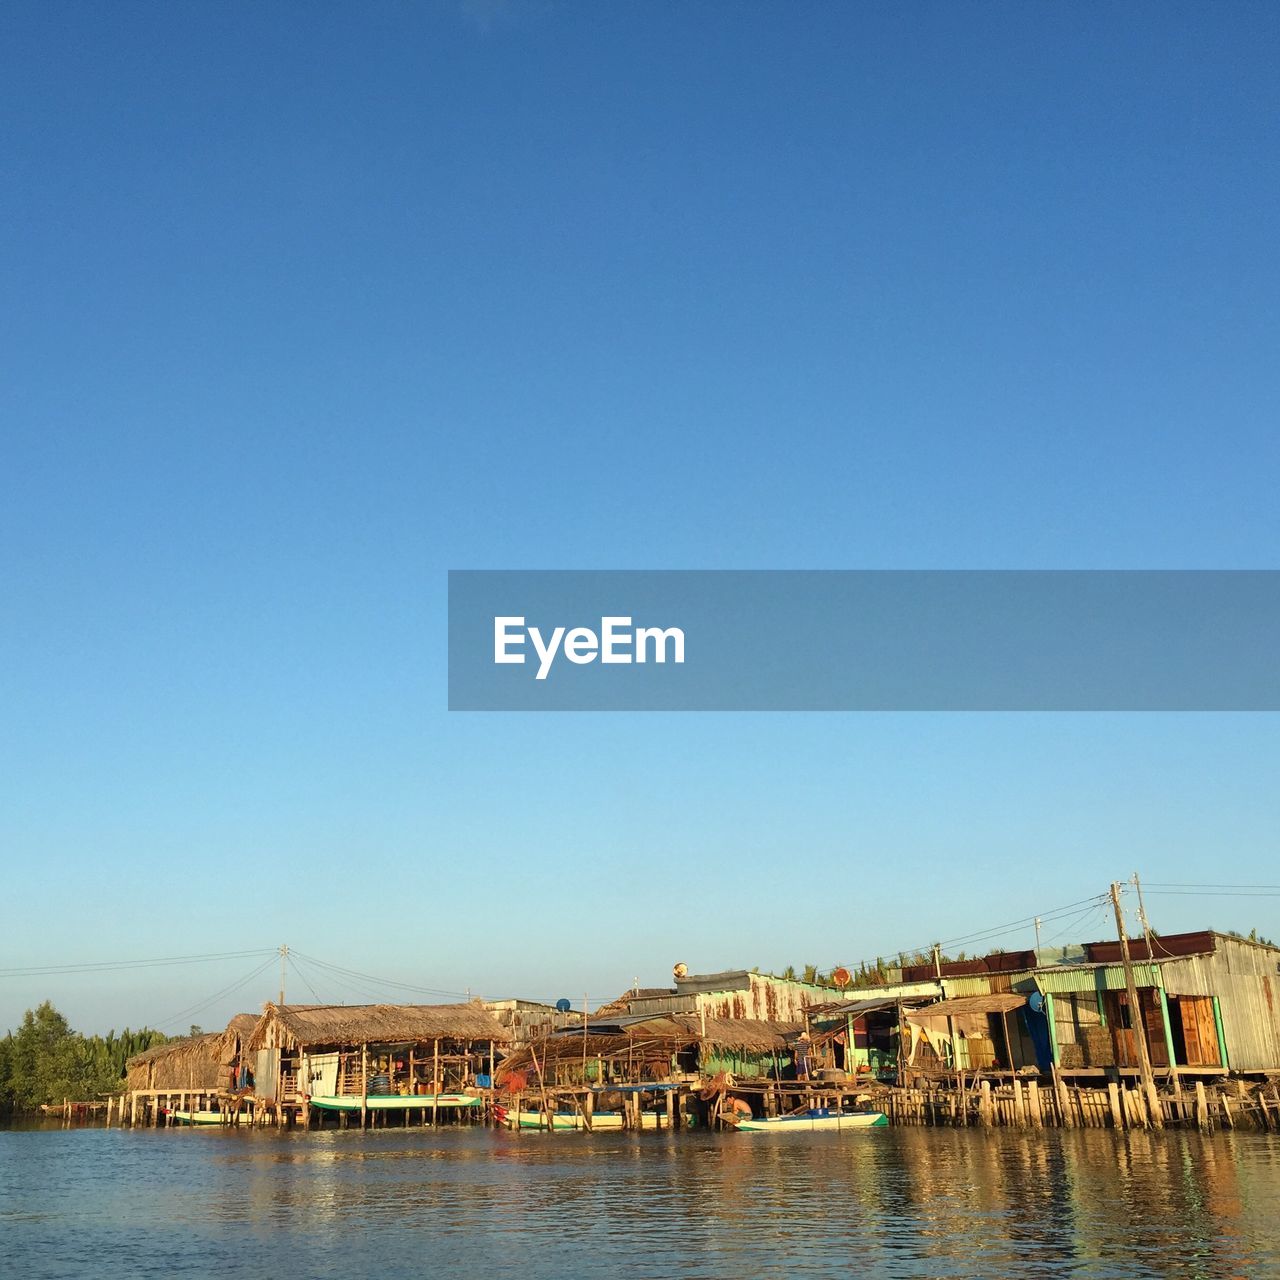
left=907, top=993, right=1027, bottom=1018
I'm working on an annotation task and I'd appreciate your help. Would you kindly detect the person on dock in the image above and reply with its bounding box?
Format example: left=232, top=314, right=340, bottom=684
left=795, top=1032, right=812, bottom=1081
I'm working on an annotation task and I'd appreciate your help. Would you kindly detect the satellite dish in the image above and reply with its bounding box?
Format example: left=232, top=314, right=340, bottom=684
left=555, top=998, right=572, bottom=1013
left=832, top=967, right=851, bottom=987
left=673, top=962, right=688, bottom=980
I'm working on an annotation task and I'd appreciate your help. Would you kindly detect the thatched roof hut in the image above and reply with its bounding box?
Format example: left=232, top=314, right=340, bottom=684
left=672, top=1015, right=800, bottom=1052
left=125, top=1013, right=258, bottom=1091
left=498, top=1013, right=800, bottom=1077
left=246, top=1001, right=510, bottom=1053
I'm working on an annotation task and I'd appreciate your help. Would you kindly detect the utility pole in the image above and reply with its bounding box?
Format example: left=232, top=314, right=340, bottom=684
left=933, top=943, right=958, bottom=1074
left=1110, top=883, right=1163, bottom=1127
left=1034, top=916, right=1042, bottom=956
left=1132, top=873, right=1154, bottom=949
left=1133, top=872, right=1182, bottom=1100
left=279, top=944, right=289, bottom=1006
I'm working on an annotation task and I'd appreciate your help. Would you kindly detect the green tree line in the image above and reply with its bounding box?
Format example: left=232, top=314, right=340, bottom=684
left=0, top=1001, right=168, bottom=1114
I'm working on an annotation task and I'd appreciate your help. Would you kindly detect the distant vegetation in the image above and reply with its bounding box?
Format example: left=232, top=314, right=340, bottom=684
left=0, top=1001, right=168, bottom=1114
left=752, top=948, right=969, bottom=992
left=1228, top=928, right=1277, bottom=947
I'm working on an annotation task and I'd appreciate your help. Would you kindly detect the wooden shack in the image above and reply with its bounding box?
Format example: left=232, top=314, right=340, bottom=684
left=125, top=1013, right=258, bottom=1092
left=244, top=1001, right=510, bottom=1125
left=499, top=1012, right=800, bottom=1087
left=1036, top=931, right=1280, bottom=1077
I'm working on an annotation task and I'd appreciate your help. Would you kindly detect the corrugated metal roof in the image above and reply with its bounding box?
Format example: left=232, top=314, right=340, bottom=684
left=675, top=970, right=753, bottom=994
left=814, top=996, right=913, bottom=1019
left=1033, top=963, right=1161, bottom=994
left=908, top=994, right=1027, bottom=1017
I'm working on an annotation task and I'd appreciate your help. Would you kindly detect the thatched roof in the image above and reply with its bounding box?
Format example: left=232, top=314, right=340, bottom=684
left=246, top=1001, right=510, bottom=1051
left=498, top=1013, right=800, bottom=1074
left=127, top=1033, right=220, bottom=1070
left=225, top=1013, right=259, bottom=1038
left=125, top=1013, right=261, bottom=1088
left=126, top=1033, right=224, bottom=1090
left=671, top=1015, right=800, bottom=1052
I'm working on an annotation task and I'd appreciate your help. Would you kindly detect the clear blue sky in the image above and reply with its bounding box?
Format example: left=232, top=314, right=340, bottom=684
left=2, top=3, right=1278, bottom=1034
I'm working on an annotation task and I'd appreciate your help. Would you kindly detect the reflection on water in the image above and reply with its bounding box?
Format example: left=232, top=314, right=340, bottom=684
left=1, top=1125, right=1277, bottom=1278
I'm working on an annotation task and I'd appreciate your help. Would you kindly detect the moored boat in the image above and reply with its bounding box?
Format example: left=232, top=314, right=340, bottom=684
left=166, top=1108, right=243, bottom=1126
left=733, top=1108, right=888, bottom=1132
left=497, top=1107, right=666, bottom=1131
left=307, top=1093, right=482, bottom=1112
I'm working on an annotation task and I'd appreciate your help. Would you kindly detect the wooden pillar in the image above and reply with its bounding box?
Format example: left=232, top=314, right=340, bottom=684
left=1195, top=1080, right=1211, bottom=1133
left=978, top=1080, right=993, bottom=1126
left=1107, top=1081, right=1124, bottom=1129
left=360, top=1043, right=368, bottom=1130
left=1052, top=1066, right=1072, bottom=1128
left=432, top=1039, right=440, bottom=1126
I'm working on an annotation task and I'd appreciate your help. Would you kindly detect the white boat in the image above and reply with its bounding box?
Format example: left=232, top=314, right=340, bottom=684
left=167, top=1108, right=244, bottom=1126
left=734, top=1108, right=888, bottom=1132
left=498, top=1107, right=667, bottom=1131
left=307, top=1093, right=482, bottom=1112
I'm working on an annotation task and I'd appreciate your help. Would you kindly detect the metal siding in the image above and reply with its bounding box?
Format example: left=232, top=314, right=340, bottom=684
left=255, top=1050, right=278, bottom=1100
left=1034, top=964, right=1160, bottom=995
left=1160, top=939, right=1280, bottom=1071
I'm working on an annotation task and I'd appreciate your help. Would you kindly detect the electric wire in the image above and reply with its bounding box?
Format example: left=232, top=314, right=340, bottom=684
left=153, top=955, right=279, bottom=1032
left=0, top=948, right=277, bottom=979
left=285, top=953, right=325, bottom=1005
left=828, top=894, right=1110, bottom=977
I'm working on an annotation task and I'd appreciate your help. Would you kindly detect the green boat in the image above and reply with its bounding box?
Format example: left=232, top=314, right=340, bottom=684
left=733, top=1108, right=888, bottom=1132
left=306, top=1093, right=482, bottom=1112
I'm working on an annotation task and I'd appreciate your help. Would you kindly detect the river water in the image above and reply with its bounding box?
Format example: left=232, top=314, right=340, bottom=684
left=1, top=1125, right=1277, bottom=1278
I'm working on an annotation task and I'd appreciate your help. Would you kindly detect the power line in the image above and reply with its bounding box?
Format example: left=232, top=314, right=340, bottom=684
left=286, top=954, right=325, bottom=1005
left=1144, top=890, right=1280, bottom=898
left=829, top=894, right=1109, bottom=975
left=153, top=956, right=279, bottom=1032
left=1040, top=902, right=1110, bottom=950
left=1145, top=882, right=1280, bottom=891
left=0, top=947, right=277, bottom=979
left=291, top=951, right=477, bottom=1001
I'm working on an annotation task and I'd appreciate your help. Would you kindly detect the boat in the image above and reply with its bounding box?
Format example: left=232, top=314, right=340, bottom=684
left=733, top=1107, right=888, bottom=1132
left=498, top=1107, right=667, bottom=1131
left=166, top=1108, right=244, bottom=1126
left=306, top=1093, right=482, bottom=1112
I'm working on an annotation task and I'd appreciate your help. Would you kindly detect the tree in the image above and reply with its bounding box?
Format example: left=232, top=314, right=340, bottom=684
left=7, top=1002, right=80, bottom=1109
left=0, top=1002, right=170, bottom=1112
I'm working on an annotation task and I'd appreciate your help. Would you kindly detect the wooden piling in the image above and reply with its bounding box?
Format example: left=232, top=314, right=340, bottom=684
left=1107, top=1082, right=1124, bottom=1128
left=1027, top=1081, right=1043, bottom=1128
left=360, top=1043, right=368, bottom=1130
left=1194, top=1081, right=1210, bottom=1133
